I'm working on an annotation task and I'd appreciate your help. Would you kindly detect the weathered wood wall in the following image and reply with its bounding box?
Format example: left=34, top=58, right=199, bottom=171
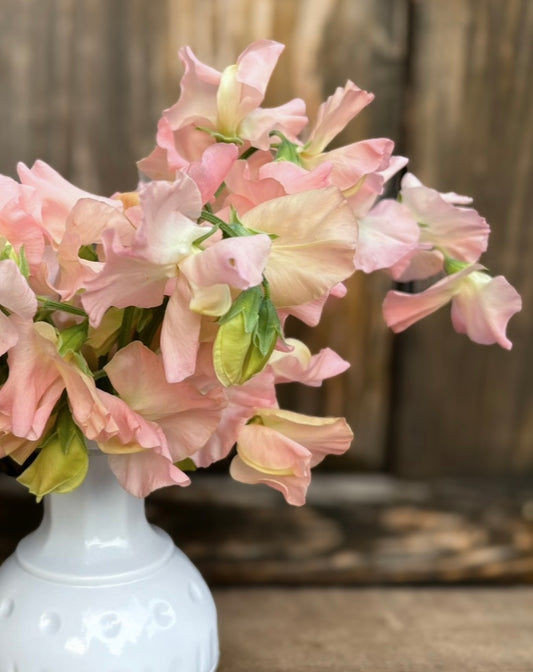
left=0, top=0, right=531, bottom=476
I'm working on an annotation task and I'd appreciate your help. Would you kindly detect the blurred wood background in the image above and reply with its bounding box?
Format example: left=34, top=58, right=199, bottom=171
left=0, top=0, right=531, bottom=479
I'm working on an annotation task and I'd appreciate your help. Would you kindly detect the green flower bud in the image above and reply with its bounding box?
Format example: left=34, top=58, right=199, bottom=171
left=214, top=286, right=282, bottom=387
left=17, top=409, right=89, bottom=501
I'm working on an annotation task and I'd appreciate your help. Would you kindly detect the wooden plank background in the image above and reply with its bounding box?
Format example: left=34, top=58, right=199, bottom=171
left=0, top=0, right=531, bottom=477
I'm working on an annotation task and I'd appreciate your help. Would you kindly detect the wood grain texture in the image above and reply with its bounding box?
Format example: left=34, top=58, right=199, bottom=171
left=392, top=0, right=533, bottom=476
left=216, top=587, right=533, bottom=671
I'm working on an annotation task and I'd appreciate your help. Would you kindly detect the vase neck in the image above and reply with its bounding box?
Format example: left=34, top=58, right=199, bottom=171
left=15, top=448, right=173, bottom=584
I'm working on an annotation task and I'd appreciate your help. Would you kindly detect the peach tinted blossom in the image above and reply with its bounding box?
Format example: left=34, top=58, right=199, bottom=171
left=17, top=160, right=118, bottom=243
left=104, top=341, right=223, bottom=462
left=383, top=265, right=521, bottom=349
left=230, top=409, right=353, bottom=505
left=268, top=338, right=350, bottom=387
left=355, top=199, right=420, bottom=273
left=241, top=187, right=357, bottom=308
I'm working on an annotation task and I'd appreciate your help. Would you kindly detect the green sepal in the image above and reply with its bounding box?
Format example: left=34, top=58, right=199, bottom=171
left=58, top=320, right=89, bottom=356
left=444, top=257, right=472, bottom=275
left=68, top=351, right=93, bottom=377
left=253, top=298, right=282, bottom=357
left=195, top=125, right=244, bottom=145
left=213, top=289, right=283, bottom=387
left=175, top=458, right=197, bottom=472
left=218, top=286, right=263, bottom=331
left=270, top=130, right=303, bottom=166
left=78, top=244, right=98, bottom=262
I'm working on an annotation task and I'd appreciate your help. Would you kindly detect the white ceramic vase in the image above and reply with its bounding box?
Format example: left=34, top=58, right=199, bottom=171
left=0, top=447, right=219, bottom=672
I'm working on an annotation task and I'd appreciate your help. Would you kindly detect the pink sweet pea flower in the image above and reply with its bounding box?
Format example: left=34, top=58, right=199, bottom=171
left=268, top=338, right=350, bottom=386
left=17, top=160, right=119, bottom=244
left=138, top=41, right=307, bottom=177
left=299, top=81, right=394, bottom=195
left=0, top=321, right=64, bottom=440
left=0, top=319, right=118, bottom=443
left=230, top=409, right=353, bottom=505
left=355, top=199, right=420, bottom=274
left=383, top=264, right=522, bottom=349
left=189, top=343, right=278, bottom=468
left=82, top=174, right=272, bottom=381
left=0, top=176, right=48, bottom=273
left=390, top=173, right=491, bottom=281
left=104, top=341, right=224, bottom=463
left=94, top=391, right=190, bottom=497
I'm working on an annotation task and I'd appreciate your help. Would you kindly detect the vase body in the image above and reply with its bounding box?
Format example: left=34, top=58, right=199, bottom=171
left=0, top=449, right=219, bottom=672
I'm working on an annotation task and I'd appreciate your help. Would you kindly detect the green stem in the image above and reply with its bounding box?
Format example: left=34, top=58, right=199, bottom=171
left=117, top=306, right=136, bottom=350
left=37, top=297, right=87, bottom=317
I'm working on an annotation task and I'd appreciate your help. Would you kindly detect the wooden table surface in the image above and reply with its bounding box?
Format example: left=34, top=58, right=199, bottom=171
left=215, top=587, right=533, bottom=671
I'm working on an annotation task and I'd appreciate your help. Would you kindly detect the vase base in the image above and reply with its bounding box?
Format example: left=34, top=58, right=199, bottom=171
left=0, top=541, right=219, bottom=671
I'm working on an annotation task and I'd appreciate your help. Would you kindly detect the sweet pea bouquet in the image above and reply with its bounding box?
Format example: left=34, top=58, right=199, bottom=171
left=0, top=41, right=521, bottom=506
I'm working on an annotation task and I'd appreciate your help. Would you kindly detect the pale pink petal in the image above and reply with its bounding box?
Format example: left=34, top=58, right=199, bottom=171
left=256, top=408, right=353, bottom=467
left=54, top=356, right=118, bottom=441
left=0, top=321, right=64, bottom=439
left=451, top=273, right=522, bottom=349
left=180, top=234, right=271, bottom=290
left=389, top=247, right=445, bottom=282
left=306, top=138, right=394, bottom=191
left=54, top=199, right=134, bottom=299
left=230, top=454, right=309, bottom=506
left=107, top=451, right=190, bottom=498
left=236, top=423, right=311, bottom=477
left=305, top=81, right=375, bottom=155
left=138, top=177, right=205, bottom=265
left=161, top=277, right=202, bottom=383
left=400, top=175, right=490, bottom=263
left=355, top=199, right=420, bottom=273
left=81, top=230, right=168, bottom=327
left=94, top=390, right=165, bottom=451
left=187, top=143, right=239, bottom=203
left=216, top=40, right=285, bottom=135
left=234, top=40, right=285, bottom=115
left=0, top=312, right=20, bottom=357
left=0, top=259, right=37, bottom=319
left=259, top=160, right=332, bottom=194
left=239, top=98, right=307, bottom=149
left=165, top=46, right=221, bottom=130
left=269, top=339, right=350, bottom=387
left=17, top=160, right=118, bottom=243
left=0, top=177, right=47, bottom=267
left=104, top=341, right=223, bottom=461
left=224, top=153, right=286, bottom=212
left=383, top=264, right=482, bottom=332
